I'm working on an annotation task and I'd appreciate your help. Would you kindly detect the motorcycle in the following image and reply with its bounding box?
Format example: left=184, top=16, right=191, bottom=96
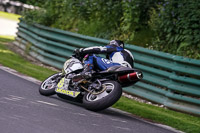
left=39, top=53, right=143, bottom=111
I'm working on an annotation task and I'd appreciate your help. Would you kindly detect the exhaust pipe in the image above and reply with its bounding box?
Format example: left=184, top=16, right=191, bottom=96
left=118, top=71, right=143, bottom=83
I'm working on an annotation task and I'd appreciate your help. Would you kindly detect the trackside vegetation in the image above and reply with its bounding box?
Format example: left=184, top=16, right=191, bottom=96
left=20, top=0, right=200, bottom=59
left=0, top=36, right=200, bottom=133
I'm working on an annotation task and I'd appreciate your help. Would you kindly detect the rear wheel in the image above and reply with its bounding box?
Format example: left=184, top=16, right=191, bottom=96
left=83, top=80, right=122, bottom=111
left=39, top=73, right=62, bottom=96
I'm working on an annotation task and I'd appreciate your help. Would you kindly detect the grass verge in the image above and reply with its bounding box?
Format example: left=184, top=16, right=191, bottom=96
left=0, top=36, right=200, bottom=133
left=0, top=36, right=57, bottom=81
left=113, top=97, right=200, bottom=133
left=0, top=11, right=21, bottom=22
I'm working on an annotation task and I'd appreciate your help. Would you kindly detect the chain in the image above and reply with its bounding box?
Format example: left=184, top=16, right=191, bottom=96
left=80, top=85, right=107, bottom=95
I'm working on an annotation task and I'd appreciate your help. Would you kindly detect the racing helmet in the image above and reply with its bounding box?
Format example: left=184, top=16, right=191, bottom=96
left=109, top=40, right=124, bottom=48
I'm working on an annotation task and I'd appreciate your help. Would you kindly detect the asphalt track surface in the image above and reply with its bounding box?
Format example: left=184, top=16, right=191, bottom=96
left=0, top=68, right=179, bottom=133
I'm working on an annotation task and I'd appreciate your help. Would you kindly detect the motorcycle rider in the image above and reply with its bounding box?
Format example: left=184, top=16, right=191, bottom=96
left=74, top=40, right=134, bottom=77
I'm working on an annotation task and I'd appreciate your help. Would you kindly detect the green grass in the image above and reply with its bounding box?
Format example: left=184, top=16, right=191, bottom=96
left=0, top=35, right=15, bottom=42
left=0, top=36, right=200, bottom=133
left=113, top=97, right=200, bottom=133
left=0, top=11, right=21, bottom=22
left=0, top=36, right=57, bottom=81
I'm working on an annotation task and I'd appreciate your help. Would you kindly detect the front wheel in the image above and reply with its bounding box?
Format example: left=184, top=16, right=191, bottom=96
left=39, top=73, right=62, bottom=96
left=83, top=80, right=122, bottom=111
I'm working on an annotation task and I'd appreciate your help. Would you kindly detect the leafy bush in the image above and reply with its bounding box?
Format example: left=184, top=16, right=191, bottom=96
left=150, top=0, right=200, bottom=59
left=23, top=0, right=159, bottom=40
left=22, top=0, right=200, bottom=59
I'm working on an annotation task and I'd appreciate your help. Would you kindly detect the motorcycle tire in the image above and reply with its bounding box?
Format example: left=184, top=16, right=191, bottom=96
left=39, top=73, right=61, bottom=96
left=83, top=80, right=122, bottom=111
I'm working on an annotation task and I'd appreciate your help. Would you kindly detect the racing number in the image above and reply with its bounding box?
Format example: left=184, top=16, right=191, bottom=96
left=101, top=58, right=112, bottom=64
left=57, top=78, right=64, bottom=88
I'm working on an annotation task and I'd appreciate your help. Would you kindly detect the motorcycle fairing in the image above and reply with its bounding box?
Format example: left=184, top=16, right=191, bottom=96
left=56, top=88, right=80, bottom=98
left=63, top=58, right=83, bottom=74
left=55, top=77, right=80, bottom=98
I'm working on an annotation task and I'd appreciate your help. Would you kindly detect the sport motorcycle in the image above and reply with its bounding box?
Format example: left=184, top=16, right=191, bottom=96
left=39, top=53, right=143, bottom=111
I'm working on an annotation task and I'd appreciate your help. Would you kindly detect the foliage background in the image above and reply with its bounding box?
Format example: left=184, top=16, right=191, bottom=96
left=14, top=0, right=200, bottom=59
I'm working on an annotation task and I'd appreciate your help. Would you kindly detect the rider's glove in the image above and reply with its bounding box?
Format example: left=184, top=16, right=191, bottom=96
left=73, top=48, right=79, bottom=56
left=73, top=48, right=84, bottom=60
left=74, top=48, right=84, bottom=55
